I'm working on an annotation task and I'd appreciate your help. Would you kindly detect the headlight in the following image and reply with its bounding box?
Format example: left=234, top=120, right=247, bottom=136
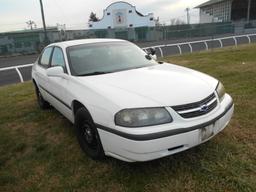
left=115, top=108, right=173, bottom=127
left=216, top=82, right=226, bottom=102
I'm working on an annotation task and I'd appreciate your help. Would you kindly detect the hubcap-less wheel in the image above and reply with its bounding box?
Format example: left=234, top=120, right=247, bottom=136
left=75, top=108, right=105, bottom=160
left=34, top=84, right=50, bottom=109
left=37, top=91, right=44, bottom=106
left=82, top=122, right=97, bottom=149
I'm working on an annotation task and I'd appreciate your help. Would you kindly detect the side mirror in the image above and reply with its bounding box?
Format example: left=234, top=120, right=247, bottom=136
left=148, top=48, right=157, bottom=60
left=148, top=48, right=156, bottom=55
left=46, top=66, right=64, bottom=77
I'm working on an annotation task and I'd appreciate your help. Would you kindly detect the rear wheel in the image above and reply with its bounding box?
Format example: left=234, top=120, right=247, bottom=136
left=34, top=83, right=51, bottom=109
left=75, top=107, right=105, bottom=160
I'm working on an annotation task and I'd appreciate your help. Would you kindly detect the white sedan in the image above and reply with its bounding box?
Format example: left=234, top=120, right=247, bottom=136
left=32, top=39, right=234, bottom=162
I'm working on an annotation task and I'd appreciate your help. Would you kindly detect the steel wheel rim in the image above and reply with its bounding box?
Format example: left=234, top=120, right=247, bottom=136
left=81, top=121, right=98, bottom=149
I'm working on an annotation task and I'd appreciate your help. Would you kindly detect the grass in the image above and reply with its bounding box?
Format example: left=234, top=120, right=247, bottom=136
left=0, top=44, right=256, bottom=192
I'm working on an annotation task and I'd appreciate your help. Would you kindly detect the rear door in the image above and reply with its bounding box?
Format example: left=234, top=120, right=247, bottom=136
left=35, top=47, right=53, bottom=101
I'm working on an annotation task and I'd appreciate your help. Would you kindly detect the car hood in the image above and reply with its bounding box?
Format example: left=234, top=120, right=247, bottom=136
left=77, top=63, right=218, bottom=108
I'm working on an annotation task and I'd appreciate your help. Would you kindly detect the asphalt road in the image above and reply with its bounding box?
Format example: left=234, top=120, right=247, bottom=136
left=1, top=34, right=256, bottom=87
left=0, top=54, right=38, bottom=86
left=0, top=54, right=38, bottom=68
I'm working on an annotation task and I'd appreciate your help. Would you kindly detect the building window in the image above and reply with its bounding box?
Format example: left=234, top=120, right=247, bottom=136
left=89, top=24, right=92, bottom=27
left=107, top=12, right=110, bottom=15
left=150, top=17, right=154, bottom=21
left=108, top=26, right=111, bottom=29
left=129, top=24, right=133, bottom=27
left=129, top=10, right=132, bottom=13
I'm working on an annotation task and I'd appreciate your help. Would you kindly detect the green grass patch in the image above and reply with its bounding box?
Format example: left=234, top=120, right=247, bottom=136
left=0, top=44, right=256, bottom=191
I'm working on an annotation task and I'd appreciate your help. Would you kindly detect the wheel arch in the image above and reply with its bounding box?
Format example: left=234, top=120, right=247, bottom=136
left=32, top=79, right=37, bottom=87
left=72, top=100, right=94, bottom=121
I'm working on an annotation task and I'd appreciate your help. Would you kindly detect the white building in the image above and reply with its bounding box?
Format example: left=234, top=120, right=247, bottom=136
left=88, top=1, right=156, bottom=29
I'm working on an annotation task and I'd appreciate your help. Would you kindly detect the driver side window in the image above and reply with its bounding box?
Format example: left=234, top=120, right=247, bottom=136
left=51, top=47, right=66, bottom=71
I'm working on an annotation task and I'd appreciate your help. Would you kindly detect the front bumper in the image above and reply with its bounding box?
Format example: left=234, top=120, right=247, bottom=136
left=97, top=94, right=234, bottom=162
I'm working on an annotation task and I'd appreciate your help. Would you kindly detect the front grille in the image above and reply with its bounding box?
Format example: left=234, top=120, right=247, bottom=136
left=171, top=93, right=218, bottom=118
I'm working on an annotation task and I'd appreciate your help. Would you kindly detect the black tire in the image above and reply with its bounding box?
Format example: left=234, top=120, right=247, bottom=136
left=75, top=107, right=105, bottom=160
left=34, top=84, right=51, bottom=110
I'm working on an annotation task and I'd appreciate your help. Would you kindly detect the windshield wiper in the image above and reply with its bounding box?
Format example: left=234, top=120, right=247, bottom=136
left=77, top=71, right=109, bottom=76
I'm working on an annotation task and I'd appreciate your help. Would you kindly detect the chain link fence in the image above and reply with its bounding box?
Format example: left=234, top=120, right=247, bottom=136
left=1, top=21, right=256, bottom=56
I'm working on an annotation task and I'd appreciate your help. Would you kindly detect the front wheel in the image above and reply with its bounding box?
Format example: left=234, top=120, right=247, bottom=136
left=75, top=108, right=105, bottom=160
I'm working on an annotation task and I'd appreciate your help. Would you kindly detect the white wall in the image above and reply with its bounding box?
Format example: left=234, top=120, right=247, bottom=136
left=89, top=2, right=156, bottom=29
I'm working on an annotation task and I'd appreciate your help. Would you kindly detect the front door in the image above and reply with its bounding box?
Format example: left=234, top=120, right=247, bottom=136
left=47, top=46, right=73, bottom=121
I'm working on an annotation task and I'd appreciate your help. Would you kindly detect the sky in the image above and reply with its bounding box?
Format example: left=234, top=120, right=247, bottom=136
left=0, top=0, right=207, bottom=32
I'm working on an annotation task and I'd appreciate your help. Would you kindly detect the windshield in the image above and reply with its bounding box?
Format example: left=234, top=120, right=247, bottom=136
left=66, top=41, right=157, bottom=76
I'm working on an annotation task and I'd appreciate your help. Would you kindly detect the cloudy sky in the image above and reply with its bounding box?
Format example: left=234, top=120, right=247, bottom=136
left=0, top=0, right=207, bottom=32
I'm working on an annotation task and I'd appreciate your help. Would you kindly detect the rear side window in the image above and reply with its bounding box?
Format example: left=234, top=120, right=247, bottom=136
left=40, top=47, right=53, bottom=67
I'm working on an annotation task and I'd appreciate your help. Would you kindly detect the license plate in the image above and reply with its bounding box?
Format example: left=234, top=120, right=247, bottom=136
left=201, top=124, right=215, bottom=141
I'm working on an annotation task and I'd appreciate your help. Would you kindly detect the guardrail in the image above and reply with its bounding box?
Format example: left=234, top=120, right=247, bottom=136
left=143, top=33, right=256, bottom=57
left=0, top=64, right=33, bottom=83
left=0, top=33, right=256, bottom=85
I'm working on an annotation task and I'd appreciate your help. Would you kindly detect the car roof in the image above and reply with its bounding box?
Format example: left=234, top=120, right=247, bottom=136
left=48, top=38, right=127, bottom=49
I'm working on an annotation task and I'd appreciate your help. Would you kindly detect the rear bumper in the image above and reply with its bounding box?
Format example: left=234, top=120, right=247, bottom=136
left=97, top=95, right=234, bottom=162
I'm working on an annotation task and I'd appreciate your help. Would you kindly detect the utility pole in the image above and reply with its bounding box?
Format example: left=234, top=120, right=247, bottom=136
left=39, top=0, right=48, bottom=44
left=211, top=17, right=214, bottom=52
left=247, top=0, right=252, bottom=24
left=185, top=7, right=190, bottom=25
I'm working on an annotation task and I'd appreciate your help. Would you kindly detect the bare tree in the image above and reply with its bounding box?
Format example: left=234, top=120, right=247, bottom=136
left=170, top=18, right=176, bottom=25
left=176, top=18, right=185, bottom=25
left=155, top=17, right=161, bottom=26
left=170, top=18, right=186, bottom=25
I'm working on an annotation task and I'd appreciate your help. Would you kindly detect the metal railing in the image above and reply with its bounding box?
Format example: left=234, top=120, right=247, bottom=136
left=0, top=33, right=255, bottom=85
left=0, top=63, right=33, bottom=83
left=143, top=33, right=256, bottom=57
